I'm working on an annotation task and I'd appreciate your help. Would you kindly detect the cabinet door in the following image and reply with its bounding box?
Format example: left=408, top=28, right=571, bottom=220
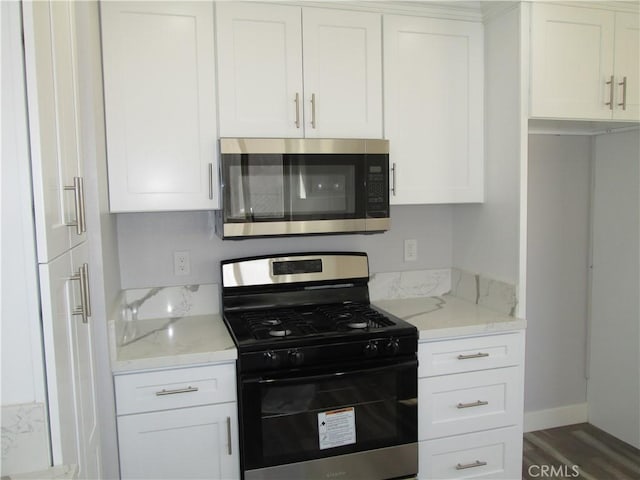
left=216, top=3, right=303, bottom=138
left=101, top=2, right=218, bottom=212
left=613, top=12, right=640, bottom=120
left=23, top=1, right=86, bottom=262
left=118, top=403, right=240, bottom=480
left=530, top=4, right=615, bottom=120
left=40, top=243, right=101, bottom=477
left=302, top=8, right=382, bottom=138
left=384, top=15, right=484, bottom=204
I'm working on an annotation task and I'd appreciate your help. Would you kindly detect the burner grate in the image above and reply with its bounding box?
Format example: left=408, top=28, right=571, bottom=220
left=316, top=303, right=395, bottom=331
left=241, top=310, right=317, bottom=340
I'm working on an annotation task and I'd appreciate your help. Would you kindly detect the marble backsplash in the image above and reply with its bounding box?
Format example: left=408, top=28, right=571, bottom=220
left=114, top=284, right=220, bottom=347
left=1, top=403, right=49, bottom=476
left=369, top=269, right=451, bottom=301
left=370, top=267, right=518, bottom=317
left=451, top=268, right=518, bottom=316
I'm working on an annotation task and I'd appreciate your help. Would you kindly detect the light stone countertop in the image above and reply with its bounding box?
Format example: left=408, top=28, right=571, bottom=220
left=111, top=314, right=236, bottom=374
left=373, top=294, right=526, bottom=341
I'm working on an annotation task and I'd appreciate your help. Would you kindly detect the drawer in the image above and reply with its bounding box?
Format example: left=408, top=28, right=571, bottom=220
left=419, top=367, right=522, bottom=440
left=418, top=426, right=522, bottom=479
left=115, top=363, right=236, bottom=415
left=419, top=332, right=524, bottom=377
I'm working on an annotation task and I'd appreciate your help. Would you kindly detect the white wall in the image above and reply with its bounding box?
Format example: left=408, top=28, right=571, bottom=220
left=588, top=129, right=639, bottom=448
left=117, top=205, right=453, bottom=288
left=1, top=0, right=46, bottom=407
left=452, top=5, right=521, bottom=287
left=525, top=135, right=591, bottom=414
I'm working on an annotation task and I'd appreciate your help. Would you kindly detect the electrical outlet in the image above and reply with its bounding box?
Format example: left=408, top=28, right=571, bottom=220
left=404, top=239, right=418, bottom=262
left=174, top=251, right=191, bottom=276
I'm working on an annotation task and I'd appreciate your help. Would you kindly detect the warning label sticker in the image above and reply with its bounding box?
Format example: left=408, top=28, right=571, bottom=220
left=318, top=407, right=356, bottom=450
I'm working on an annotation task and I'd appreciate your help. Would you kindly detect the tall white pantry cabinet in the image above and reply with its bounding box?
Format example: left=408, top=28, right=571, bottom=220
left=21, top=1, right=102, bottom=477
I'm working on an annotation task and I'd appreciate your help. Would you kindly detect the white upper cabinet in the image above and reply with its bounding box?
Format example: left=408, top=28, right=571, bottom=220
left=101, top=2, right=219, bottom=212
left=614, top=12, right=640, bottom=120
left=23, top=1, right=87, bottom=262
left=302, top=8, right=382, bottom=138
left=215, top=3, right=303, bottom=138
left=530, top=4, right=639, bottom=121
left=216, top=3, right=382, bottom=139
left=384, top=15, right=484, bottom=204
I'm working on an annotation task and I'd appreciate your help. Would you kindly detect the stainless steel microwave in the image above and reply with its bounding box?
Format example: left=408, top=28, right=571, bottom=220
left=215, top=138, right=390, bottom=239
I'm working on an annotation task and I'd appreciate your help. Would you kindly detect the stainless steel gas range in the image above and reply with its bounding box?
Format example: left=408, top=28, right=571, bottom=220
left=221, top=252, right=418, bottom=480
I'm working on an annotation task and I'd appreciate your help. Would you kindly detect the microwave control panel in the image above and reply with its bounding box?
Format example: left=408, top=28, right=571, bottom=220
left=366, top=155, right=390, bottom=214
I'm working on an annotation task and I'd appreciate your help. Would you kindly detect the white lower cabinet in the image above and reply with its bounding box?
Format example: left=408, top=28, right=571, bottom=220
left=419, top=426, right=522, bottom=479
left=114, top=363, right=239, bottom=480
left=418, top=332, right=524, bottom=480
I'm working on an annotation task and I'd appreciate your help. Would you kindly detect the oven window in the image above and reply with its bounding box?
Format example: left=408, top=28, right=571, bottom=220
left=261, top=371, right=396, bottom=459
left=240, top=359, right=417, bottom=470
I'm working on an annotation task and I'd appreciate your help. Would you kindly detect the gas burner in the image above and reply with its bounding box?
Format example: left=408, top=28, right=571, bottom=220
left=269, top=328, right=292, bottom=337
left=262, top=319, right=282, bottom=326
left=336, top=312, right=354, bottom=320
left=346, top=321, right=368, bottom=329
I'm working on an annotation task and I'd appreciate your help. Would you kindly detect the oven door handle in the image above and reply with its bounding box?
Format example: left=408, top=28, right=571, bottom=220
left=249, top=358, right=418, bottom=386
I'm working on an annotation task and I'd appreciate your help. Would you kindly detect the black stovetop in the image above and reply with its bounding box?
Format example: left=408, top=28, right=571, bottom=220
left=223, top=302, right=413, bottom=348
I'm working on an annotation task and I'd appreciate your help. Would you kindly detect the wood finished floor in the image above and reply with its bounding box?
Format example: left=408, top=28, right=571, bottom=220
left=523, top=423, right=640, bottom=480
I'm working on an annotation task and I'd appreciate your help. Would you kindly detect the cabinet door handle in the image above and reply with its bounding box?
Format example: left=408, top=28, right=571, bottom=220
left=618, top=76, right=627, bottom=110
left=226, top=416, right=232, bottom=455
left=208, top=163, right=214, bottom=200
left=457, top=400, right=489, bottom=409
left=155, top=386, right=199, bottom=396
left=69, top=263, right=91, bottom=323
left=390, top=162, right=397, bottom=196
left=456, top=460, right=487, bottom=470
left=457, top=352, right=489, bottom=360
left=64, top=176, right=86, bottom=235
left=311, top=93, right=317, bottom=129
left=605, top=75, right=614, bottom=110
left=294, top=93, right=301, bottom=128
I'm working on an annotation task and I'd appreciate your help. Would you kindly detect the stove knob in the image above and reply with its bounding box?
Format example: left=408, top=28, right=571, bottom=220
left=263, top=351, right=280, bottom=367
left=288, top=349, right=304, bottom=366
left=385, top=338, right=400, bottom=355
left=364, top=341, right=379, bottom=358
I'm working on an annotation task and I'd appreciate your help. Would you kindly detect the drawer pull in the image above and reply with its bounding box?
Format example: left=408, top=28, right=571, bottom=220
left=456, top=460, right=487, bottom=470
left=155, top=386, right=199, bottom=396
left=457, top=352, right=489, bottom=360
left=456, top=400, right=489, bottom=409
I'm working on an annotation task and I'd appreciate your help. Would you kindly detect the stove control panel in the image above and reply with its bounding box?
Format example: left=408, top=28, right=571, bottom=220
left=244, top=335, right=416, bottom=373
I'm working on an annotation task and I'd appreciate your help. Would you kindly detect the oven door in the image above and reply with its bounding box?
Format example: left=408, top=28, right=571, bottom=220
left=239, top=356, right=418, bottom=480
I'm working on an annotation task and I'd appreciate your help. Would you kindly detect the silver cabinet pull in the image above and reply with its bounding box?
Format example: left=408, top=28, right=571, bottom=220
left=457, top=400, right=489, bottom=409
left=618, top=76, right=627, bottom=110
left=155, top=386, right=199, bottom=396
left=456, top=460, right=487, bottom=470
left=390, top=162, right=397, bottom=196
left=605, top=75, right=614, bottom=110
left=294, top=93, right=301, bottom=128
left=64, top=176, right=86, bottom=235
left=69, top=263, right=91, bottom=323
left=226, top=416, right=232, bottom=455
left=311, top=93, right=317, bottom=129
left=457, top=352, right=489, bottom=360
left=208, top=163, right=214, bottom=200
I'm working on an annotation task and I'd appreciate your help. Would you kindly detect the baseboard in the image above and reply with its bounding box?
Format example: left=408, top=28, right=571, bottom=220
left=524, top=403, right=588, bottom=433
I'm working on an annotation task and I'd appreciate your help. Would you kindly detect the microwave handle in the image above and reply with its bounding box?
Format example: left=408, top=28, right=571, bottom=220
left=251, top=357, right=417, bottom=386
left=390, top=162, right=397, bottom=196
